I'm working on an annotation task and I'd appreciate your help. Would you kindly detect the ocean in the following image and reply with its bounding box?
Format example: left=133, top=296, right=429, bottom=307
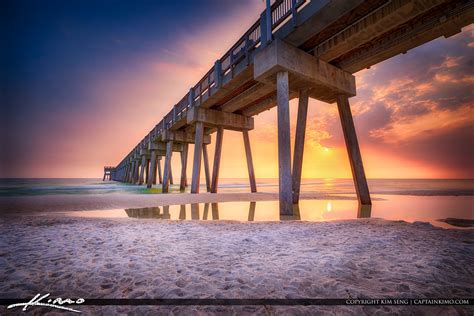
left=1, top=178, right=473, bottom=197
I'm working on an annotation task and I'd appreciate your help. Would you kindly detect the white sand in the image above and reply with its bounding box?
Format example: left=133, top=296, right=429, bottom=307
left=1, top=215, right=472, bottom=315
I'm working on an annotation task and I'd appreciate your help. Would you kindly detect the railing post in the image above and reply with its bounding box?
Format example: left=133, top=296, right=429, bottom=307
left=291, top=0, right=297, bottom=27
left=260, top=0, right=272, bottom=48
left=188, top=88, right=195, bottom=108
left=214, top=60, right=222, bottom=88
left=260, top=12, right=268, bottom=47
left=245, top=35, right=250, bottom=65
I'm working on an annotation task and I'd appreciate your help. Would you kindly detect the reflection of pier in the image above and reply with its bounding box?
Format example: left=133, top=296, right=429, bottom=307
left=106, top=0, right=473, bottom=215
left=124, top=201, right=371, bottom=221
left=125, top=207, right=170, bottom=219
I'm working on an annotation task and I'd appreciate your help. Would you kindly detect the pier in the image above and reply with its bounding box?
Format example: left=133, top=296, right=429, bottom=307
left=105, top=0, right=473, bottom=215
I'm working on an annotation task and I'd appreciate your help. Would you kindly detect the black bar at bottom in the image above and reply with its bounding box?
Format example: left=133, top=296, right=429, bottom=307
left=1, top=298, right=473, bottom=306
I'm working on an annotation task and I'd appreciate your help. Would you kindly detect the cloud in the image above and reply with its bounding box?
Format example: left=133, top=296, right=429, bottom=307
left=298, top=26, right=474, bottom=177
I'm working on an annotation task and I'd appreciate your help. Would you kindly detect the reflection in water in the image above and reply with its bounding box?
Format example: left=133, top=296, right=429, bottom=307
left=126, top=206, right=170, bottom=219
left=191, top=204, right=199, bottom=220
left=71, top=195, right=473, bottom=229
left=212, top=203, right=219, bottom=220
left=358, top=204, right=372, bottom=218
left=248, top=202, right=256, bottom=221
left=124, top=201, right=371, bottom=222
left=179, top=204, right=186, bottom=220
left=280, top=204, right=301, bottom=221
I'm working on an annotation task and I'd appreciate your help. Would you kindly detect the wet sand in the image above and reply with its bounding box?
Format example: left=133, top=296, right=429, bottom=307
left=0, top=192, right=352, bottom=214
left=1, top=214, right=473, bottom=315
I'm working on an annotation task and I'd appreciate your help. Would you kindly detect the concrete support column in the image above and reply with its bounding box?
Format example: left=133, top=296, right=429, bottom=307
left=145, top=159, right=150, bottom=183
left=157, top=158, right=162, bottom=184
left=133, top=160, right=140, bottom=184
left=191, top=121, right=205, bottom=193
left=336, top=94, right=371, bottom=206
left=129, top=162, right=133, bottom=183
left=243, top=130, right=257, bottom=193
left=139, top=155, right=146, bottom=185
left=147, top=151, right=157, bottom=189
left=169, top=166, right=174, bottom=185
left=129, top=162, right=134, bottom=183
left=162, top=141, right=173, bottom=193
left=211, top=127, right=224, bottom=193
left=127, top=164, right=131, bottom=182
left=292, top=89, right=309, bottom=204
left=276, top=71, right=293, bottom=215
left=127, top=162, right=132, bottom=183
left=180, top=143, right=189, bottom=191
left=203, top=144, right=211, bottom=192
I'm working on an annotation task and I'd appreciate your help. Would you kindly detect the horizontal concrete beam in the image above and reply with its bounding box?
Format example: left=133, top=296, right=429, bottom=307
left=337, top=1, right=474, bottom=73
left=254, top=39, right=356, bottom=103
left=240, top=90, right=299, bottom=116
left=313, top=0, right=445, bottom=62
left=218, top=83, right=274, bottom=113
left=139, top=148, right=150, bottom=156
left=149, top=142, right=184, bottom=152
left=161, top=130, right=211, bottom=144
left=187, top=107, right=254, bottom=131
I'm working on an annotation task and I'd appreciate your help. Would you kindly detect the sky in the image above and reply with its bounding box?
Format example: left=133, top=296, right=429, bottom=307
left=1, top=0, right=473, bottom=179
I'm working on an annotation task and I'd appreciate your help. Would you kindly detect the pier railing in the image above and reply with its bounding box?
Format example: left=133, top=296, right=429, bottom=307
left=119, top=0, right=307, bottom=167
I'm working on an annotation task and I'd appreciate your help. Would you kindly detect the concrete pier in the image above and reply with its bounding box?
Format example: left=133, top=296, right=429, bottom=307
left=105, top=0, right=472, bottom=215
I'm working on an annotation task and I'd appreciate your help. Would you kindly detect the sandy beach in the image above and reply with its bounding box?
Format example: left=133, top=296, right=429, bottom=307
left=1, top=211, right=473, bottom=315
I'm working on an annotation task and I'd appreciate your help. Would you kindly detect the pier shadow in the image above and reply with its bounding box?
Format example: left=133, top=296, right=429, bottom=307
left=124, top=201, right=371, bottom=222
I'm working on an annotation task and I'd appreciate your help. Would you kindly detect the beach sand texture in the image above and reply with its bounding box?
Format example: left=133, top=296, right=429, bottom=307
left=1, top=215, right=473, bottom=315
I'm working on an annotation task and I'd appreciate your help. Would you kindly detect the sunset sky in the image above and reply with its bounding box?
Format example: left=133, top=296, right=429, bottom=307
left=2, top=0, right=473, bottom=179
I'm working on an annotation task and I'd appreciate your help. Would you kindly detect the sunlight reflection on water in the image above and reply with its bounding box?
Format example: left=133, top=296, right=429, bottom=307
left=63, top=194, right=473, bottom=229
